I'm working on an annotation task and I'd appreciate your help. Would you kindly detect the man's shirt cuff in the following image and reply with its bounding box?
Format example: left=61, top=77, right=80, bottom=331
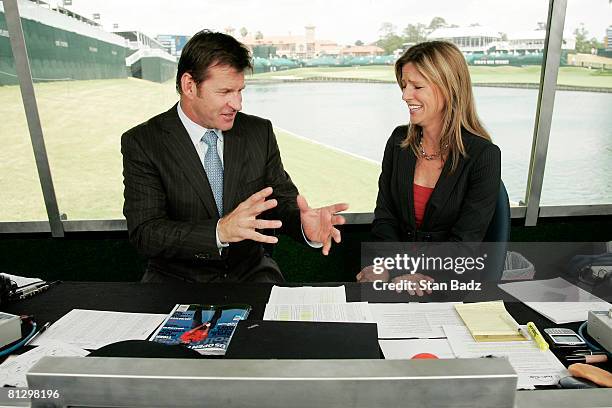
left=216, top=219, right=230, bottom=252
left=302, top=224, right=323, bottom=248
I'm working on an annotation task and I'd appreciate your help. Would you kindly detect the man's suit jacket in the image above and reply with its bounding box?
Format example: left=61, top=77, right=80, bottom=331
left=121, top=104, right=302, bottom=282
left=372, top=125, right=501, bottom=242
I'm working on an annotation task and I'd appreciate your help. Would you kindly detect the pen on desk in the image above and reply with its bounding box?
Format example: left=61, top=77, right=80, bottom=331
left=24, top=322, right=50, bottom=346
left=526, top=322, right=549, bottom=351
left=35, top=281, right=61, bottom=292
left=16, top=287, right=45, bottom=300
left=15, top=281, right=60, bottom=299
left=499, top=312, right=529, bottom=340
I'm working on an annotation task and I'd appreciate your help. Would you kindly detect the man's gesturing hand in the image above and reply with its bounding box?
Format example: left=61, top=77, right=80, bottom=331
left=298, top=195, right=349, bottom=255
left=217, top=187, right=282, bottom=244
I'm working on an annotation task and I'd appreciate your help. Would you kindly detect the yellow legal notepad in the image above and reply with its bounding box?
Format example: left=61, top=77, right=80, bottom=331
left=454, top=301, right=526, bottom=342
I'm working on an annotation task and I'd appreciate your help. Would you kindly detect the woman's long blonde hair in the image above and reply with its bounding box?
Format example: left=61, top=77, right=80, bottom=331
left=395, top=41, right=490, bottom=172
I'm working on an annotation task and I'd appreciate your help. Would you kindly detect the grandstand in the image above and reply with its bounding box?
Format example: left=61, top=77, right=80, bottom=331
left=428, top=26, right=502, bottom=53
left=427, top=26, right=576, bottom=66
left=0, top=0, right=177, bottom=85
left=155, top=34, right=190, bottom=57
left=0, top=0, right=128, bottom=85
left=114, top=30, right=177, bottom=83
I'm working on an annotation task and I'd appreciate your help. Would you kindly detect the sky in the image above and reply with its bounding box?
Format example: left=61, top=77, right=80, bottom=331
left=43, top=0, right=612, bottom=45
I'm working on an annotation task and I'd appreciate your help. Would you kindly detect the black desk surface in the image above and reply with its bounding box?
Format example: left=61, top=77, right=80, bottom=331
left=0, top=281, right=586, bottom=330
left=1, top=281, right=609, bottom=370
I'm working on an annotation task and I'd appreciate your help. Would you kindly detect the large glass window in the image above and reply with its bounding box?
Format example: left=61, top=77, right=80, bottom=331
left=7, top=0, right=552, bottom=219
left=542, top=0, right=611, bottom=206
left=0, top=1, right=47, bottom=222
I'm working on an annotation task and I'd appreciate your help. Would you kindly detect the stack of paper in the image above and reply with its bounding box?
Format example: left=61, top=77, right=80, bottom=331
left=30, top=309, right=167, bottom=349
left=379, top=339, right=455, bottom=360
left=263, top=302, right=374, bottom=323
left=454, top=301, right=525, bottom=342
left=264, top=286, right=374, bottom=323
left=0, top=342, right=89, bottom=387
left=370, top=303, right=463, bottom=339
left=443, top=325, right=569, bottom=389
left=268, top=285, right=346, bottom=304
left=498, top=278, right=611, bottom=324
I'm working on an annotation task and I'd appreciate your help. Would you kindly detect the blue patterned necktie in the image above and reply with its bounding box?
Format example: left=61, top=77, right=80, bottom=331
left=201, top=130, right=224, bottom=216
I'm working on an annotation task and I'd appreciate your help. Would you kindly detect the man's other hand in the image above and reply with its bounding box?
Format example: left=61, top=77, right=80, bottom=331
left=298, top=195, right=349, bottom=255
left=356, top=265, right=390, bottom=283
left=217, top=187, right=282, bottom=244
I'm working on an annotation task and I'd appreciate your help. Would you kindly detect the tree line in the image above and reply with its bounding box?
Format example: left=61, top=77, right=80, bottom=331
left=372, top=17, right=606, bottom=55
left=374, top=17, right=453, bottom=54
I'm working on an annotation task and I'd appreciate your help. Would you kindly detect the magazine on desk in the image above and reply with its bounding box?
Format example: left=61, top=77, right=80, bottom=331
left=150, top=304, right=251, bottom=355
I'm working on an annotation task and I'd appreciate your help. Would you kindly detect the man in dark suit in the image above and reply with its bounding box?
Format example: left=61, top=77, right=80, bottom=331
left=122, top=30, right=348, bottom=283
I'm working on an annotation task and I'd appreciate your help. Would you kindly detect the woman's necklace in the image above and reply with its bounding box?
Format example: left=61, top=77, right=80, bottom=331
left=418, top=133, right=448, bottom=161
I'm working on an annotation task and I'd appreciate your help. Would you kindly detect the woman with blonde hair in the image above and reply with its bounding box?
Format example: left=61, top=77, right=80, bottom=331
left=357, top=41, right=501, bottom=288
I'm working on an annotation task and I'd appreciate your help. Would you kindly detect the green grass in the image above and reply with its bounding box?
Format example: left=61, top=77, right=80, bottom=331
left=275, top=129, right=379, bottom=212
left=556, top=66, right=612, bottom=87
left=0, top=77, right=379, bottom=221
left=469, top=65, right=543, bottom=84
left=1, top=78, right=178, bottom=221
left=250, top=65, right=612, bottom=88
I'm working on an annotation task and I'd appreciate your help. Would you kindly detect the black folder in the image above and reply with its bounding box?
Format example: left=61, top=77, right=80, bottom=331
left=225, top=320, right=381, bottom=359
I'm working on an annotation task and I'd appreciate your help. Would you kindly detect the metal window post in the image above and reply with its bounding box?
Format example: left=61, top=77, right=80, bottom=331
left=524, top=0, right=567, bottom=226
left=4, top=0, right=64, bottom=237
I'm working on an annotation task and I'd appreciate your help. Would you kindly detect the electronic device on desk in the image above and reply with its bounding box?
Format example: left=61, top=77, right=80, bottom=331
left=0, top=272, right=58, bottom=305
left=1, top=277, right=60, bottom=306
left=543, top=327, right=587, bottom=350
left=569, top=252, right=612, bottom=295
left=587, top=309, right=612, bottom=354
left=0, top=312, right=21, bottom=348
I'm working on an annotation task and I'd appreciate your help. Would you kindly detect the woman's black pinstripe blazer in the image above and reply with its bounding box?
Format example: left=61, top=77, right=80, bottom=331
left=372, top=125, right=501, bottom=243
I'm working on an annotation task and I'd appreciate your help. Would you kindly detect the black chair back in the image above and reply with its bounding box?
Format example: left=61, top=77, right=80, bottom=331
left=482, top=181, right=511, bottom=281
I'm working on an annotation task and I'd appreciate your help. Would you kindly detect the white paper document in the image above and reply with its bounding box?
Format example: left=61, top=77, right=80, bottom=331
left=443, top=325, right=569, bottom=389
left=498, top=277, right=611, bottom=323
left=268, top=285, right=346, bottom=304
left=370, top=303, right=464, bottom=338
left=263, top=302, right=374, bottom=323
left=0, top=272, right=43, bottom=288
left=379, top=339, right=455, bottom=360
left=30, top=309, right=167, bottom=349
left=0, top=341, right=89, bottom=387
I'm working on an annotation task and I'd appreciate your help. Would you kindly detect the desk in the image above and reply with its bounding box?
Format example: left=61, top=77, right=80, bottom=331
left=1, top=282, right=611, bottom=408
left=2, top=281, right=603, bottom=365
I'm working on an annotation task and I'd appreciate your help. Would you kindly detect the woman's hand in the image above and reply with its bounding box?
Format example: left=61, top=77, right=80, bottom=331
left=391, top=274, right=435, bottom=296
left=356, top=265, right=389, bottom=283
